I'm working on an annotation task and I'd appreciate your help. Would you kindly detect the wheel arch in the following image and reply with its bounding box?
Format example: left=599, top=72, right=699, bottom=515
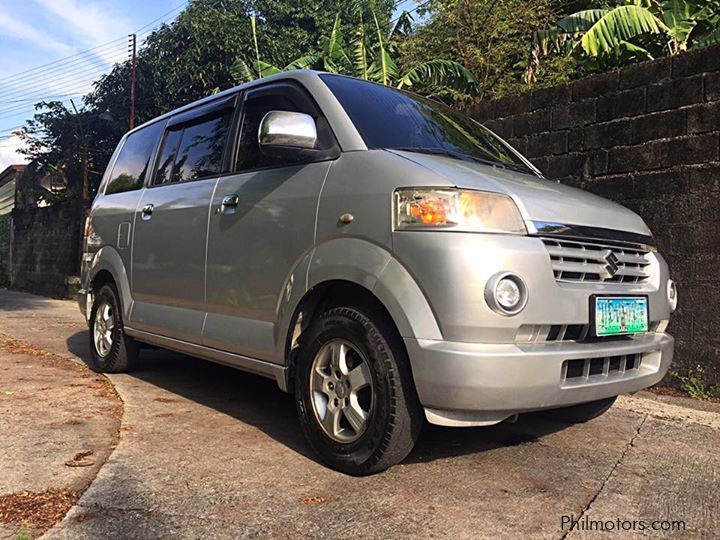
left=88, top=246, right=133, bottom=320
left=279, top=239, right=442, bottom=392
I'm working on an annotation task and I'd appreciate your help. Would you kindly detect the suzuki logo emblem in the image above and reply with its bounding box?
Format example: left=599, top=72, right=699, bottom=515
left=602, top=251, right=620, bottom=278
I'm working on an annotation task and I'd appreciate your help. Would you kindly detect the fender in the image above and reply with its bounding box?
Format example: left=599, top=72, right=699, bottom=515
left=275, top=238, right=442, bottom=362
left=87, top=246, right=134, bottom=321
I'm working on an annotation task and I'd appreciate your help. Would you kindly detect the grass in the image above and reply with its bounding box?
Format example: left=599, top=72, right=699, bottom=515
left=673, top=364, right=713, bottom=400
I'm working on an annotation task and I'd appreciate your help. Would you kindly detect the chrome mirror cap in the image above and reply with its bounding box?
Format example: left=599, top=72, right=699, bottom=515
left=258, top=111, right=317, bottom=150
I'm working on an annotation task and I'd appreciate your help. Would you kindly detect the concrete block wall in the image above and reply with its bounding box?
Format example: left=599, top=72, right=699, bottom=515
left=471, top=45, right=720, bottom=391
left=10, top=203, right=82, bottom=298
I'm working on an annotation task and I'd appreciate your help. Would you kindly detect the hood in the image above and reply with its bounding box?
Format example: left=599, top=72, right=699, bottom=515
left=389, top=150, right=651, bottom=237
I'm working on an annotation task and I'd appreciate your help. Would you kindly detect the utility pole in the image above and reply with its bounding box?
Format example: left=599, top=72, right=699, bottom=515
left=129, top=33, right=137, bottom=129
left=70, top=100, right=88, bottom=206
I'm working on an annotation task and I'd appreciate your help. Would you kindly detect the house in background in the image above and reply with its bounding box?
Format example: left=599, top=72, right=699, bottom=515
left=0, top=164, right=68, bottom=213
left=0, top=164, right=25, bottom=216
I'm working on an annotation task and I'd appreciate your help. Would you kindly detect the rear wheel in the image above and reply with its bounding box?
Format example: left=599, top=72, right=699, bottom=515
left=542, top=396, right=617, bottom=424
left=87, top=284, right=139, bottom=373
left=295, top=306, right=423, bottom=476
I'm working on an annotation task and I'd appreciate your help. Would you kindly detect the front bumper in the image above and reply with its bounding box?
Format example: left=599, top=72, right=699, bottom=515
left=405, top=332, right=674, bottom=426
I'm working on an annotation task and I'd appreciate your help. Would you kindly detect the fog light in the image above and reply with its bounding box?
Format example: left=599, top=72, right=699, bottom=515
left=485, top=273, right=528, bottom=315
left=667, top=279, right=678, bottom=312
left=496, top=278, right=521, bottom=310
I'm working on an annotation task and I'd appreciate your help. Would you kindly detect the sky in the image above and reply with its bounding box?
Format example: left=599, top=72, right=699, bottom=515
left=0, top=0, right=416, bottom=171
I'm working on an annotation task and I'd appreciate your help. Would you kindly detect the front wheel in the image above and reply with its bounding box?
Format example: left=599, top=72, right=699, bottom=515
left=295, top=306, right=423, bottom=476
left=542, top=396, right=617, bottom=424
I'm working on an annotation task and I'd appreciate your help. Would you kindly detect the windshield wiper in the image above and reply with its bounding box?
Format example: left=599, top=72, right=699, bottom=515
left=391, top=147, right=532, bottom=174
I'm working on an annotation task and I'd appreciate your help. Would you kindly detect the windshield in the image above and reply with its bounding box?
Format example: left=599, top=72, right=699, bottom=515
left=320, top=74, right=534, bottom=174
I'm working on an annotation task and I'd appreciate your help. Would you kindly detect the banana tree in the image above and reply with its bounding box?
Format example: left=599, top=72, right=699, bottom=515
left=231, top=11, right=478, bottom=95
left=525, top=0, right=720, bottom=84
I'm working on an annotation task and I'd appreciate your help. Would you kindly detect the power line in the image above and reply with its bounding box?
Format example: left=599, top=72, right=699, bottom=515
left=0, top=5, right=187, bottom=132
left=390, top=0, right=430, bottom=25
left=0, top=42, right=129, bottom=92
left=134, top=2, right=187, bottom=34
left=0, top=53, right=128, bottom=103
left=0, top=3, right=185, bottom=88
left=0, top=37, right=128, bottom=87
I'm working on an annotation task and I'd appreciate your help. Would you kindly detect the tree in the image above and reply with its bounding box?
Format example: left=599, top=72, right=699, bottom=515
left=17, top=101, right=115, bottom=206
left=21, top=0, right=392, bottom=203
left=526, top=0, right=720, bottom=83
left=398, top=0, right=565, bottom=106
left=231, top=9, right=478, bottom=95
left=248, top=0, right=396, bottom=67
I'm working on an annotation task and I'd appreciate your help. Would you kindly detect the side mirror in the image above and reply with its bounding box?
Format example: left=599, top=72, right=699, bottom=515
left=259, top=111, right=317, bottom=154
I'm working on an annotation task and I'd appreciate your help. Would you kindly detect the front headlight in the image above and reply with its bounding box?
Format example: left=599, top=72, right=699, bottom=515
left=394, top=188, right=527, bottom=234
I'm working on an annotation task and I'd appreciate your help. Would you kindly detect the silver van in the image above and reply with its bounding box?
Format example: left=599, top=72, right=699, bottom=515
left=79, top=71, right=676, bottom=475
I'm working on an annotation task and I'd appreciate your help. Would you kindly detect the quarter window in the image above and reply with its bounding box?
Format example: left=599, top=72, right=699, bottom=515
left=105, top=121, right=163, bottom=195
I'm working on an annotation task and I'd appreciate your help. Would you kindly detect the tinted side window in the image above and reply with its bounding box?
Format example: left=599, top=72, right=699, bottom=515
left=106, top=122, right=163, bottom=195
left=236, top=94, right=302, bottom=172
left=153, top=129, right=182, bottom=185
left=173, top=112, right=232, bottom=182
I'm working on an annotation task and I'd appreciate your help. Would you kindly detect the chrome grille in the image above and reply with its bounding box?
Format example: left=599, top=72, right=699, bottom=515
left=516, top=322, right=659, bottom=343
left=541, top=237, right=652, bottom=284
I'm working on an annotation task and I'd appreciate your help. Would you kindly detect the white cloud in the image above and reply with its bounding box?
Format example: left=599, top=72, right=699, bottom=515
left=0, top=135, right=29, bottom=172
left=0, top=12, right=71, bottom=54
left=34, top=0, right=132, bottom=51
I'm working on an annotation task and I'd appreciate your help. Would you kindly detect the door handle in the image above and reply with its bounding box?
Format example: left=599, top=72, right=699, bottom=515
left=222, top=194, right=239, bottom=208
left=141, top=203, right=154, bottom=220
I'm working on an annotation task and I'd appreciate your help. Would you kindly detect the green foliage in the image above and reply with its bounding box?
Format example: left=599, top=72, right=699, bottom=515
left=14, top=528, right=32, bottom=540
left=528, top=0, right=720, bottom=83
left=674, top=364, right=713, bottom=400
left=399, top=0, right=561, bottom=104
left=17, top=100, right=111, bottom=206
left=232, top=7, right=478, bottom=96
left=20, top=0, right=395, bottom=201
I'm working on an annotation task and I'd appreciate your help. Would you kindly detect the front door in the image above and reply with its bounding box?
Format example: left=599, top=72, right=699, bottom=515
left=203, top=83, right=334, bottom=361
left=130, top=96, right=237, bottom=341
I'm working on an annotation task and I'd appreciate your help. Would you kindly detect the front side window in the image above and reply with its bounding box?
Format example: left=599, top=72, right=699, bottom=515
left=105, top=121, right=163, bottom=195
left=320, top=74, right=533, bottom=174
left=236, top=93, right=304, bottom=172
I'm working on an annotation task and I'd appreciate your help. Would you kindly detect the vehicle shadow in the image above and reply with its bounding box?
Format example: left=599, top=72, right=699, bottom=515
left=66, top=330, right=571, bottom=468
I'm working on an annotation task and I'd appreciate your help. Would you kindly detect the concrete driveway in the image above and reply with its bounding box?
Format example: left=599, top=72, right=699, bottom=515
left=1, top=289, right=718, bottom=539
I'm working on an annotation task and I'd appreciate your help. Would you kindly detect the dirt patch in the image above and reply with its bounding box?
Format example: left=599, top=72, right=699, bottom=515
left=0, top=332, right=122, bottom=536
left=0, top=490, right=81, bottom=530
left=0, top=337, right=55, bottom=358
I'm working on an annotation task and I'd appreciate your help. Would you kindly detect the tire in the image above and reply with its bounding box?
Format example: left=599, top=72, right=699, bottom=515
left=542, top=396, right=617, bottom=424
left=87, top=284, right=139, bottom=373
left=295, top=306, right=423, bottom=476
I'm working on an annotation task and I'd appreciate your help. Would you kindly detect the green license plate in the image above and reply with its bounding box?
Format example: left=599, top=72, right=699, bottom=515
left=594, top=297, right=648, bottom=336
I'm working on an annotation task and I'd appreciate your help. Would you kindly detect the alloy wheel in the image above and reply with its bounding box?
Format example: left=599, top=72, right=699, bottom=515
left=93, top=301, right=115, bottom=357
left=309, top=339, right=374, bottom=443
